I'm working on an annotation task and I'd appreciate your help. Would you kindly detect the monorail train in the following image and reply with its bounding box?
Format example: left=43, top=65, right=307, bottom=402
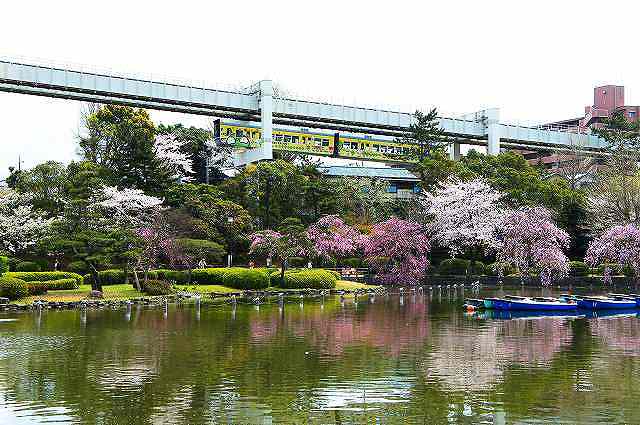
left=216, top=119, right=413, bottom=161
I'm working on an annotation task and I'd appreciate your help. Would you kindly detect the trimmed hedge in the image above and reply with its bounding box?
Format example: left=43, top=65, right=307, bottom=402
left=595, top=263, right=633, bottom=277
left=155, top=269, right=189, bottom=284
left=272, top=269, right=338, bottom=289
left=569, top=261, right=590, bottom=277
left=16, top=261, right=41, bottom=272
left=191, top=268, right=228, bottom=285
left=0, top=256, right=8, bottom=276
left=142, top=280, right=174, bottom=296
left=222, top=268, right=270, bottom=290
left=45, top=278, right=79, bottom=290
left=6, top=271, right=83, bottom=286
left=0, top=277, right=29, bottom=300
left=288, top=257, right=308, bottom=268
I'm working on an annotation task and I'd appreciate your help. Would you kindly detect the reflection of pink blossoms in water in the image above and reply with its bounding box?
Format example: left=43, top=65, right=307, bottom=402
left=425, top=317, right=573, bottom=391
left=585, top=224, right=640, bottom=282
left=591, top=315, right=640, bottom=356
left=249, top=298, right=430, bottom=357
left=307, top=215, right=363, bottom=260
left=496, top=207, right=569, bottom=286
left=363, top=218, right=431, bottom=285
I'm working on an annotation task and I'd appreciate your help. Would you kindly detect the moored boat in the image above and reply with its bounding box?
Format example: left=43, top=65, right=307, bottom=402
left=577, top=296, right=638, bottom=310
left=493, top=297, right=577, bottom=311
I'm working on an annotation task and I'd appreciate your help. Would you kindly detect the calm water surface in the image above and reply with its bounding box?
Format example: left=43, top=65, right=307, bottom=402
left=1, top=287, right=639, bottom=424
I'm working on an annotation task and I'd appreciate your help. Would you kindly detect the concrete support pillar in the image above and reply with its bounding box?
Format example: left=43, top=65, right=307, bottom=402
left=259, top=80, right=273, bottom=160
left=448, top=141, right=461, bottom=160
left=485, top=108, right=501, bottom=156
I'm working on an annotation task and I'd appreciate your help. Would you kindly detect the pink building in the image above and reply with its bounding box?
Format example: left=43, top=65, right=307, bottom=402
left=581, top=85, right=639, bottom=129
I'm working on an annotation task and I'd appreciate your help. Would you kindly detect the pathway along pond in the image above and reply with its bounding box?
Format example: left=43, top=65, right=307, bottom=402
left=1, top=287, right=639, bottom=424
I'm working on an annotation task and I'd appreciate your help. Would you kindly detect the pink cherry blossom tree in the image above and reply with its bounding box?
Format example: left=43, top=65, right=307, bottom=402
left=249, top=227, right=312, bottom=284
left=421, top=179, right=507, bottom=257
left=363, top=217, right=431, bottom=285
left=306, top=215, right=363, bottom=265
left=0, top=189, right=54, bottom=255
left=154, top=134, right=195, bottom=182
left=495, top=207, right=570, bottom=286
left=585, top=224, right=640, bottom=283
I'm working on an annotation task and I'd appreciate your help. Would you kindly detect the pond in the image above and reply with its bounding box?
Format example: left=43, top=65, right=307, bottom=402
left=0, top=286, right=639, bottom=424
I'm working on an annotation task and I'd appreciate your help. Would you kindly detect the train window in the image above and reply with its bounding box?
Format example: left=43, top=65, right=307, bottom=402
left=284, top=135, right=291, bottom=143
left=292, top=136, right=299, bottom=143
left=275, top=134, right=283, bottom=142
left=322, top=139, right=329, bottom=147
left=236, top=129, right=243, bottom=138
left=226, top=128, right=232, bottom=136
left=351, top=142, right=358, bottom=149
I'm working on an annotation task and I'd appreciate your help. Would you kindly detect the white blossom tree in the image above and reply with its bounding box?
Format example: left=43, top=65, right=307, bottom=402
left=420, top=179, right=508, bottom=257
left=0, top=189, right=55, bottom=254
left=154, top=134, right=194, bottom=182
left=91, top=186, right=163, bottom=230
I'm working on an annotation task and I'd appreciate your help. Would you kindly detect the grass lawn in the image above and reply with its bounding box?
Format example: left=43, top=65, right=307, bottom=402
left=13, top=280, right=379, bottom=304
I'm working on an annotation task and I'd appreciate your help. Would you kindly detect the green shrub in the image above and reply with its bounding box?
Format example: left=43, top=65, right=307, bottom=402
left=7, top=257, right=20, bottom=272
left=222, top=268, right=270, bottom=290
left=6, top=271, right=83, bottom=286
left=0, top=256, right=8, bottom=276
left=155, top=269, right=190, bottom=284
left=45, top=278, right=79, bottom=290
left=341, top=258, right=362, bottom=268
left=176, top=238, right=226, bottom=265
left=16, top=261, right=41, bottom=272
left=67, top=261, right=89, bottom=274
left=569, top=261, right=590, bottom=277
left=438, top=258, right=470, bottom=276
left=595, top=263, right=629, bottom=276
left=191, top=268, right=228, bottom=285
left=485, top=262, right=516, bottom=276
left=27, top=282, right=49, bottom=296
left=276, top=269, right=338, bottom=289
left=0, top=277, right=29, bottom=300
left=84, top=269, right=160, bottom=286
left=288, top=257, right=308, bottom=268
left=142, top=280, right=174, bottom=296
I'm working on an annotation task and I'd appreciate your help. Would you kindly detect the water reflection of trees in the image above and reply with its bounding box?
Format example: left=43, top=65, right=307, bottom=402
left=1, top=300, right=640, bottom=424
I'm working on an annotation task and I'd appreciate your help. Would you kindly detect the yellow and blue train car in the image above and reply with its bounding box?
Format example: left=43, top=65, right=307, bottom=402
left=217, top=120, right=412, bottom=161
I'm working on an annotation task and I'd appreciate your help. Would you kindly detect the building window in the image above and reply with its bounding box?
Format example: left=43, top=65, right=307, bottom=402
left=629, top=111, right=636, bottom=118
left=387, top=184, right=397, bottom=193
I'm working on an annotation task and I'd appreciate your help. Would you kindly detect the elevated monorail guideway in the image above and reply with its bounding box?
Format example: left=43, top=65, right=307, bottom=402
left=0, top=57, right=607, bottom=165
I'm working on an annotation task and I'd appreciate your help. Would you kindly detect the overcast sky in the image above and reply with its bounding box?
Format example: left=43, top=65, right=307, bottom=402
left=2, top=0, right=639, bottom=178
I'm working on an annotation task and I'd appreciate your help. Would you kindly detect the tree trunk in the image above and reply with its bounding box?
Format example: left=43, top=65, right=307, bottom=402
left=133, top=269, right=141, bottom=292
left=89, top=263, right=102, bottom=293
left=280, top=258, right=287, bottom=286
left=124, top=261, right=130, bottom=286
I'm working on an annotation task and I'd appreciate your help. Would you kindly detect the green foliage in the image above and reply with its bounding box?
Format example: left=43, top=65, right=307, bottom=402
left=341, top=258, right=363, bottom=268
left=16, top=261, right=41, bottom=272
left=243, top=160, right=308, bottom=229
left=272, top=269, right=338, bottom=289
left=84, top=269, right=160, bottom=286
left=191, top=268, right=228, bottom=285
left=438, top=258, right=470, bottom=276
left=288, top=257, right=308, bottom=268
left=10, top=161, right=69, bottom=215
left=79, top=105, right=169, bottom=194
left=222, top=268, right=270, bottom=290
left=142, top=279, right=174, bottom=296
left=0, top=277, right=29, bottom=300
left=6, top=271, right=84, bottom=285
left=569, top=261, right=590, bottom=277
left=595, top=263, right=633, bottom=277
left=66, top=261, right=89, bottom=274
left=176, top=239, right=225, bottom=265
left=45, top=278, right=79, bottom=290
left=7, top=257, right=20, bottom=272
left=0, top=256, right=8, bottom=276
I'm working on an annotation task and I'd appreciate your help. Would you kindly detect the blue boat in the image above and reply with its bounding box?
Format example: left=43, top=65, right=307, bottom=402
left=577, top=296, right=638, bottom=310
left=492, top=296, right=578, bottom=311
left=482, top=310, right=583, bottom=320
